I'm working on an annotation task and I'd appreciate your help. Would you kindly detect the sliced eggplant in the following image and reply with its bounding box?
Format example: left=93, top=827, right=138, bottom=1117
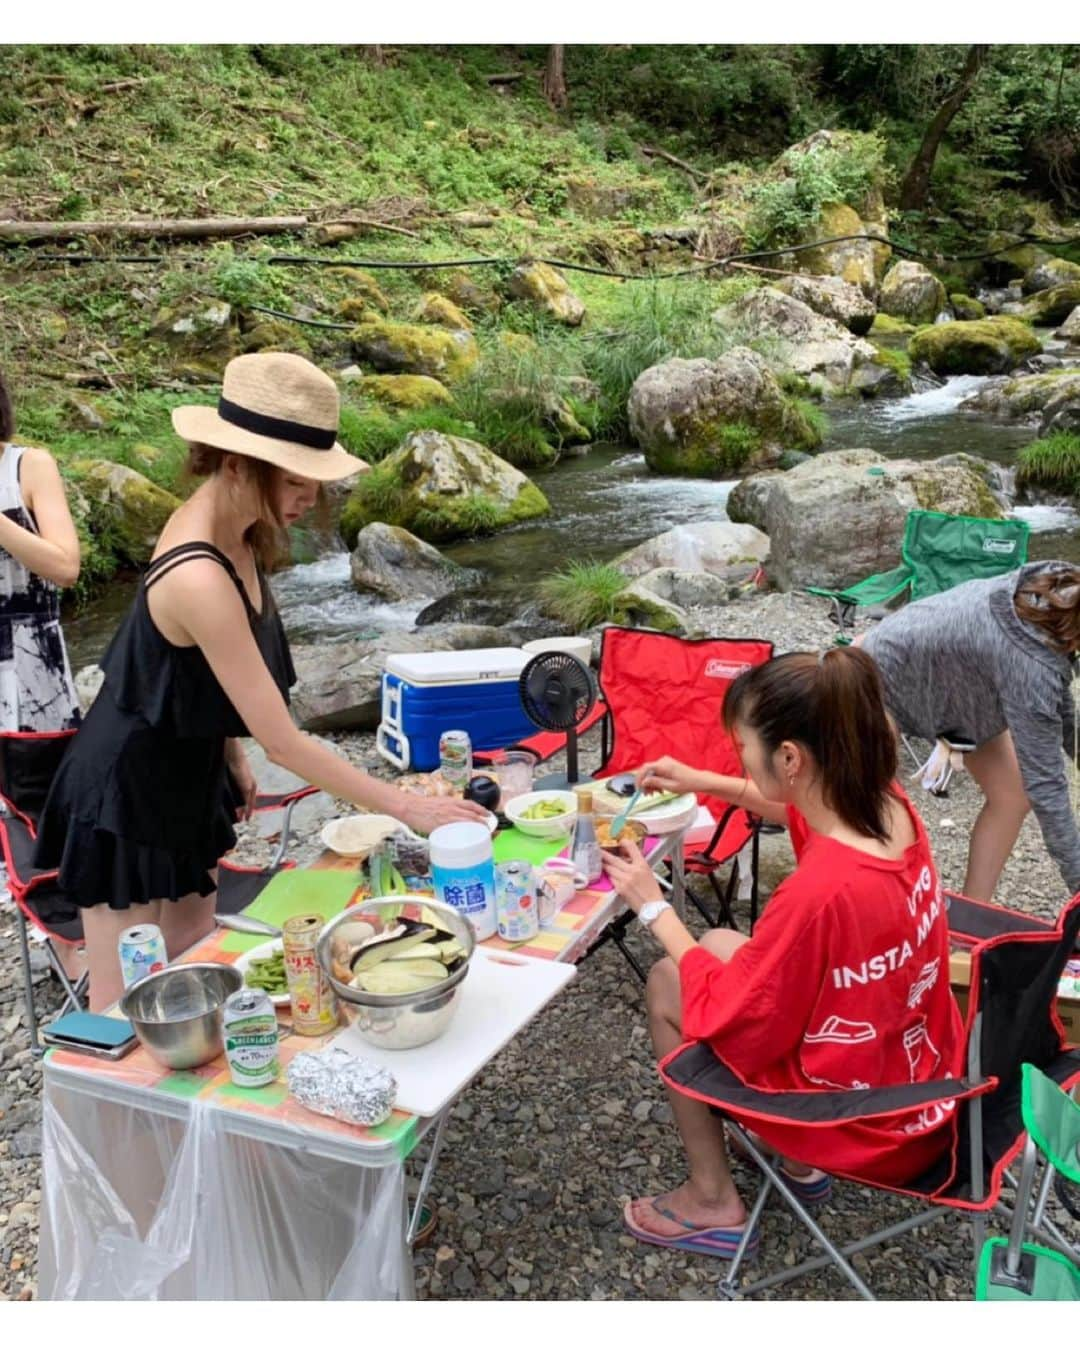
left=349, top=919, right=437, bottom=973
left=352, top=958, right=449, bottom=995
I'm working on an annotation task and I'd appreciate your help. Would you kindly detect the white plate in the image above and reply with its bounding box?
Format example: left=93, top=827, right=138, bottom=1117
left=630, top=792, right=699, bottom=835
left=321, top=814, right=406, bottom=858
left=233, top=937, right=288, bottom=1007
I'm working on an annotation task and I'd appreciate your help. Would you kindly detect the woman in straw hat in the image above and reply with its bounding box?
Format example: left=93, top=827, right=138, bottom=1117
left=34, top=353, right=489, bottom=1010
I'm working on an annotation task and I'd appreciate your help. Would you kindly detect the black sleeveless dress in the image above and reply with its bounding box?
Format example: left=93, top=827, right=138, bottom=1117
left=33, top=543, right=296, bottom=910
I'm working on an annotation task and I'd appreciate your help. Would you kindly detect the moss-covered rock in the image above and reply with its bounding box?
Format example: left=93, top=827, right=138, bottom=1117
left=1022, top=257, right=1080, bottom=295
left=436, top=270, right=503, bottom=316
left=152, top=298, right=239, bottom=374
left=350, top=318, right=479, bottom=382
left=565, top=176, right=665, bottom=220
left=796, top=202, right=884, bottom=298
left=983, top=234, right=1051, bottom=286
left=1022, top=283, right=1080, bottom=327
left=950, top=293, right=986, bottom=321
left=413, top=292, right=473, bottom=331
left=69, top=459, right=181, bottom=566
left=506, top=261, right=585, bottom=326
left=1058, top=307, right=1080, bottom=346
left=239, top=318, right=312, bottom=356
left=909, top=317, right=1041, bottom=375
left=329, top=269, right=391, bottom=313
left=870, top=313, right=915, bottom=337
left=340, top=429, right=550, bottom=546
left=868, top=343, right=913, bottom=391
left=627, top=347, right=823, bottom=478
left=349, top=374, right=454, bottom=410
left=878, top=261, right=946, bottom=325
left=610, top=581, right=693, bottom=635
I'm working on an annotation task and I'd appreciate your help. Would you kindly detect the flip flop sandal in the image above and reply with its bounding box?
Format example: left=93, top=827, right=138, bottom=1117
left=411, top=1203, right=438, bottom=1249
left=623, top=1198, right=761, bottom=1262
left=727, top=1129, right=833, bottom=1208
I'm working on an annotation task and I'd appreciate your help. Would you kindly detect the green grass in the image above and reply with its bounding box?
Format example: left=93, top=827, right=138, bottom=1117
left=792, top=397, right=828, bottom=440
left=538, top=561, right=630, bottom=629
left=1016, top=433, right=1080, bottom=497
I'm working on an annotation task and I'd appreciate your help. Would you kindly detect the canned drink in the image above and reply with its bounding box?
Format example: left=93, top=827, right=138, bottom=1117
left=283, top=913, right=338, bottom=1037
left=439, top=729, right=472, bottom=793
left=118, top=923, right=168, bottom=989
left=495, top=861, right=539, bottom=943
left=223, top=987, right=279, bottom=1088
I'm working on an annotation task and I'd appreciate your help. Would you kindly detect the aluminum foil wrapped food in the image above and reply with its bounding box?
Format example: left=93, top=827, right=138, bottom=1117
left=286, top=1046, right=396, bottom=1127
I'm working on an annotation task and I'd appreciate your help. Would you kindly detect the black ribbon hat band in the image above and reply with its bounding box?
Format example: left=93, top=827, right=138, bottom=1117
left=217, top=396, right=337, bottom=451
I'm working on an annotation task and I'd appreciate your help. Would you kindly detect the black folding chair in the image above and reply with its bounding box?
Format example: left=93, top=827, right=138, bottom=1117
left=0, top=729, right=317, bottom=1055
left=660, top=891, right=1080, bottom=1299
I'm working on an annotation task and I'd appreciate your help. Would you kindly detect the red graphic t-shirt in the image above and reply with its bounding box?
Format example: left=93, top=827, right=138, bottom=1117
left=678, top=788, right=964, bottom=1185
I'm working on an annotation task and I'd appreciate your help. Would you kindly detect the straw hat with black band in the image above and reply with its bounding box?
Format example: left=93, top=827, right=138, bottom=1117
left=171, top=352, right=368, bottom=483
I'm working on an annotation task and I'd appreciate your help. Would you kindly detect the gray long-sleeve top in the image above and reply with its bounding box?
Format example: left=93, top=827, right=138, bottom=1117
left=862, top=561, right=1080, bottom=894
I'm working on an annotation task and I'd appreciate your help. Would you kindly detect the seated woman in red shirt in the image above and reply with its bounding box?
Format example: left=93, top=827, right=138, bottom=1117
left=602, top=647, right=963, bottom=1260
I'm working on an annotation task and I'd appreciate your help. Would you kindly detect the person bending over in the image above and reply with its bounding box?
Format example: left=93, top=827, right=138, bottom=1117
left=602, top=647, right=963, bottom=1260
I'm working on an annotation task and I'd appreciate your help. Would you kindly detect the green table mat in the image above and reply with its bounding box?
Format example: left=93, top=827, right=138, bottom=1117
left=219, top=868, right=360, bottom=953
left=492, top=830, right=568, bottom=867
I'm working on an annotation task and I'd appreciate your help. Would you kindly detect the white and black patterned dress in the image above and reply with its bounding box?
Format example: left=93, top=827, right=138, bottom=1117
left=0, top=443, right=80, bottom=732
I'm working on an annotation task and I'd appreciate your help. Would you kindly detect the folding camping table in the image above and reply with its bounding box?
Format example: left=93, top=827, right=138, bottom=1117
left=38, top=824, right=689, bottom=1300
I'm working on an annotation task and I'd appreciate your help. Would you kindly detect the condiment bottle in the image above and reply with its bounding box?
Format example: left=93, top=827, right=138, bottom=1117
left=570, top=787, right=603, bottom=884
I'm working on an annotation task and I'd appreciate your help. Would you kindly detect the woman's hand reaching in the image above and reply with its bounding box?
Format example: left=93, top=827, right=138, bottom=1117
left=635, top=755, right=701, bottom=797
left=400, top=793, right=493, bottom=836
left=601, top=838, right=662, bottom=914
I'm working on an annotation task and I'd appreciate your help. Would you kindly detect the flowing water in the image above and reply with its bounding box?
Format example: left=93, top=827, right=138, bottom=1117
left=62, top=364, right=1080, bottom=669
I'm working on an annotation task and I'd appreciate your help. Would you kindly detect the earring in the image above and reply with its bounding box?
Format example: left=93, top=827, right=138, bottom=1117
left=788, top=773, right=796, bottom=788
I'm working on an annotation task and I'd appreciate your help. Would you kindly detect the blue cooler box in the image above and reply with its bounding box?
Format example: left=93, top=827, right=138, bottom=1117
left=375, top=647, right=534, bottom=772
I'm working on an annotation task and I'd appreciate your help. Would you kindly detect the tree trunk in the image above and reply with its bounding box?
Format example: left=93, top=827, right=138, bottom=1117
left=899, top=45, right=990, bottom=211
left=542, top=44, right=568, bottom=111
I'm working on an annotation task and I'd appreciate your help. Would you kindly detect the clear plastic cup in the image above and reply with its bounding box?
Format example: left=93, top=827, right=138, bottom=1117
left=493, top=751, right=535, bottom=807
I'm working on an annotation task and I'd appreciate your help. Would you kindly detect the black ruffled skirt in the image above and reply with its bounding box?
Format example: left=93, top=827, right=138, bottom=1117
left=32, top=686, right=239, bottom=911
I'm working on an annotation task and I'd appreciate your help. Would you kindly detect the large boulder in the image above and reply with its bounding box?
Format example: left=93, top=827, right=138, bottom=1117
left=340, top=430, right=550, bottom=546
left=627, top=347, right=821, bottom=478
left=289, top=626, right=511, bottom=732
left=413, top=293, right=473, bottom=331
left=982, top=234, right=1052, bottom=286
left=349, top=523, right=474, bottom=604
left=720, top=287, right=896, bottom=396
left=342, top=372, right=454, bottom=409
left=630, top=567, right=748, bottom=611
left=1058, top=307, right=1080, bottom=346
left=69, top=460, right=181, bottom=566
left=726, top=449, right=1003, bottom=592
left=773, top=274, right=876, bottom=336
left=435, top=270, right=503, bottom=316
left=878, top=261, right=947, bottom=325
left=611, top=582, right=697, bottom=636
left=613, top=520, right=769, bottom=578
left=950, top=293, right=986, bottom=321
left=506, top=262, right=585, bottom=326
left=1022, top=283, right=1080, bottom=327
left=153, top=298, right=238, bottom=377
left=1022, top=257, right=1080, bottom=295
left=792, top=202, right=886, bottom=299
left=909, top=317, right=1041, bottom=375
left=350, top=318, right=478, bottom=382
left=959, top=371, right=1080, bottom=437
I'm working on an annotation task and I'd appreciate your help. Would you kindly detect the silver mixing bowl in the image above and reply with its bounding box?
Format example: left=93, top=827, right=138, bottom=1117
left=120, top=962, right=243, bottom=1070
left=318, top=897, right=475, bottom=1050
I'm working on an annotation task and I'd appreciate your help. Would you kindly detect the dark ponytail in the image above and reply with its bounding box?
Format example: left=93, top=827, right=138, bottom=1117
left=0, top=368, right=13, bottom=443
left=722, top=647, right=898, bottom=842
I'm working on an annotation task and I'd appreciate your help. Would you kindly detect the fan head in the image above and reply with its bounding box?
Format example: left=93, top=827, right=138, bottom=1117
left=519, top=651, right=596, bottom=732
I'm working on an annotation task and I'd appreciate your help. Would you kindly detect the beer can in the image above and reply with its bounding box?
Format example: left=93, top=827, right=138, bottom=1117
left=118, top=923, right=168, bottom=989
left=439, top=729, right=472, bottom=793
left=495, top=861, right=539, bottom=943
left=223, top=987, right=279, bottom=1088
left=283, top=912, right=338, bottom=1037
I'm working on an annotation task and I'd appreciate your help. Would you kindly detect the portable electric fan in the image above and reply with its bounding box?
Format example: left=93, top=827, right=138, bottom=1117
left=518, top=650, right=598, bottom=789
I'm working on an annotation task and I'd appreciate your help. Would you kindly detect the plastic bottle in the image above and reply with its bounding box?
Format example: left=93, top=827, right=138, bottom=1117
left=570, top=787, right=603, bottom=884
left=429, top=820, right=497, bottom=940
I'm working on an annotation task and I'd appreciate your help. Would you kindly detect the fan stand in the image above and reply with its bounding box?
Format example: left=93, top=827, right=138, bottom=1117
left=534, top=730, right=592, bottom=791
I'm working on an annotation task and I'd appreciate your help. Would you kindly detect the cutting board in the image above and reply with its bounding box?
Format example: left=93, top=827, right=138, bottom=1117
left=333, top=948, right=576, bottom=1116
left=218, top=869, right=361, bottom=954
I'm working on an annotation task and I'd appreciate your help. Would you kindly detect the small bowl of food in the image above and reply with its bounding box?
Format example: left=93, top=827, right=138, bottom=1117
left=318, top=898, right=475, bottom=1050
left=594, top=817, right=647, bottom=852
left=503, top=789, right=578, bottom=840
left=320, top=814, right=405, bottom=859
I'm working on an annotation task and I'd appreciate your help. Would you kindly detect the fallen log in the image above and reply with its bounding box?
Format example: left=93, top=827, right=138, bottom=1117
left=639, top=144, right=709, bottom=182
left=0, top=216, right=310, bottom=243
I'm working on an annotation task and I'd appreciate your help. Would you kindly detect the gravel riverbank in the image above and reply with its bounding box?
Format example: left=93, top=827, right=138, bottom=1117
left=2, top=590, right=1076, bottom=1300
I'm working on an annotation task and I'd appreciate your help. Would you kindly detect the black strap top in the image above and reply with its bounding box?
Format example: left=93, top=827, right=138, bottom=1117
left=99, top=542, right=296, bottom=739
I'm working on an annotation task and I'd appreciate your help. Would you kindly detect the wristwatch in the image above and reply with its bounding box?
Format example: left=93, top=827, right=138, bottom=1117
left=637, top=899, right=672, bottom=929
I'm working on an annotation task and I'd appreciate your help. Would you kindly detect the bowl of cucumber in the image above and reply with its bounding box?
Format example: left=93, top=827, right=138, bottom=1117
left=317, top=898, right=475, bottom=1050
left=503, top=789, right=578, bottom=840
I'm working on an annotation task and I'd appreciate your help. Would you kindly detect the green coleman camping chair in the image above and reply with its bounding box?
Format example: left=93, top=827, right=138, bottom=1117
left=976, top=1063, right=1080, bottom=1301
left=808, top=509, right=1031, bottom=636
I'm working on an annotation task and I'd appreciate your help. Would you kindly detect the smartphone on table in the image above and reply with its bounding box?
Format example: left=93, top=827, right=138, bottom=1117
left=41, top=1011, right=138, bottom=1060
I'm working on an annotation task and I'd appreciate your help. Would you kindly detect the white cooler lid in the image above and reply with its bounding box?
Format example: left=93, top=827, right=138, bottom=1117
left=384, top=646, right=530, bottom=685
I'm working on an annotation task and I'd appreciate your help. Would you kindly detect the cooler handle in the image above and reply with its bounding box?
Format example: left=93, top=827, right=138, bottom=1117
left=376, top=721, right=410, bottom=771
left=381, top=674, right=403, bottom=731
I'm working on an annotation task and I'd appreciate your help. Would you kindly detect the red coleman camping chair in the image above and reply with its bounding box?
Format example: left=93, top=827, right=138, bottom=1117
left=596, top=628, right=774, bottom=939
left=0, top=729, right=318, bottom=1055
left=660, top=891, right=1080, bottom=1300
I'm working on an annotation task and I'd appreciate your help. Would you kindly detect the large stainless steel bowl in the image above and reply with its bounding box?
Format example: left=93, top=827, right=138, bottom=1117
left=119, top=962, right=243, bottom=1070
left=317, top=897, right=475, bottom=1051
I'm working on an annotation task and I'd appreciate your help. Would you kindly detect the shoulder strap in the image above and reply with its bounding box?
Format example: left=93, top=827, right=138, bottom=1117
left=2, top=443, right=25, bottom=501
left=144, top=542, right=250, bottom=609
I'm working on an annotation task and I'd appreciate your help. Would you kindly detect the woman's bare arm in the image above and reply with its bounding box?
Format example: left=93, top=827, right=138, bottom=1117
left=0, top=449, right=80, bottom=587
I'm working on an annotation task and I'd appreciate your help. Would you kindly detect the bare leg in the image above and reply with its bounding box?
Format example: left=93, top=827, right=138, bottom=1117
left=627, top=927, right=752, bottom=1236
left=156, top=888, right=217, bottom=961
left=962, top=731, right=1030, bottom=901
left=82, top=902, right=161, bottom=1012
left=51, top=938, right=87, bottom=986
